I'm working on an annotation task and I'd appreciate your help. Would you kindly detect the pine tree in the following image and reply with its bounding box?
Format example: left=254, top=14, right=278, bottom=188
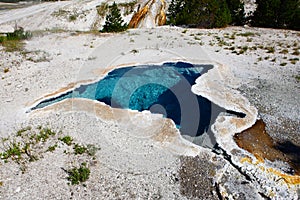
left=213, top=0, right=232, bottom=28
left=226, top=0, right=245, bottom=25
left=251, top=0, right=281, bottom=28
left=251, top=0, right=299, bottom=30
left=166, top=0, right=232, bottom=28
left=101, top=2, right=128, bottom=33
left=278, top=0, right=300, bottom=30
left=166, top=0, right=185, bottom=25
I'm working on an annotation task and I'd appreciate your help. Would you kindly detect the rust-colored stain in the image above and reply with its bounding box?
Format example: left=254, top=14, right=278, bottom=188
left=241, top=157, right=300, bottom=185
left=129, top=5, right=149, bottom=28
left=157, top=0, right=166, bottom=26
left=235, top=119, right=300, bottom=184
left=267, top=168, right=300, bottom=184
left=128, top=0, right=166, bottom=28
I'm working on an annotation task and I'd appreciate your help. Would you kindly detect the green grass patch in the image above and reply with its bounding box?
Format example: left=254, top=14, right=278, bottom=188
left=34, top=127, right=56, bottom=142
left=0, top=126, right=58, bottom=168
left=59, top=136, right=73, bottom=146
left=47, top=144, right=58, bottom=152
left=73, top=144, right=87, bottom=155
left=0, top=142, right=22, bottom=161
left=16, top=126, right=32, bottom=136
left=67, top=162, right=90, bottom=185
left=0, top=28, right=32, bottom=52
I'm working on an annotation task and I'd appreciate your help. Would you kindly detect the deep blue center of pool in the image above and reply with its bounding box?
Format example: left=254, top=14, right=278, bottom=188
left=32, top=62, right=242, bottom=138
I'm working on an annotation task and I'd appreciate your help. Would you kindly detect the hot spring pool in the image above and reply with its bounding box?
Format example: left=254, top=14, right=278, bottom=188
left=31, top=62, right=243, bottom=139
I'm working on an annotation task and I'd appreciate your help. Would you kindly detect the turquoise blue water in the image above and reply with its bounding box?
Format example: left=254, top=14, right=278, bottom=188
left=32, top=62, right=229, bottom=137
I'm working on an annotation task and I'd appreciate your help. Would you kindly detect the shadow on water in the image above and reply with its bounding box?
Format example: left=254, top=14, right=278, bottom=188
left=31, top=62, right=245, bottom=148
left=275, top=141, right=300, bottom=175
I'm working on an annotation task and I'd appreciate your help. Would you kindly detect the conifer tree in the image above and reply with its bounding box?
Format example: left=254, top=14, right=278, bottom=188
left=278, top=0, right=300, bottom=30
left=251, top=0, right=299, bottom=30
left=251, top=0, right=281, bottom=28
left=101, top=2, right=128, bottom=33
left=166, top=0, right=232, bottom=28
left=226, top=0, right=245, bottom=25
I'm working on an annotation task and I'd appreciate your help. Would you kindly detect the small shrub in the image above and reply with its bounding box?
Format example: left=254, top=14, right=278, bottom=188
left=293, top=42, right=298, bottom=47
left=6, top=28, right=31, bottom=40
left=100, top=2, right=128, bottom=33
left=16, top=126, right=31, bottom=136
left=238, top=46, right=248, bottom=54
left=67, top=163, right=90, bottom=185
left=0, top=28, right=31, bottom=52
left=289, top=58, right=299, bottom=65
left=265, top=46, right=275, bottom=53
left=35, top=128, right=56, bottom=143
left=280, top=62, right=287, bottom=66
left=73, top=144, right=87, bottom=155
left=86, top=144, right=99, bottom=156
left=0, top=126, right=59, bottom=168
left=3, top=68, right=9, bottom=73
left=292, top=50, right=299, bottom=56
left=280, top=49, right=289, bottom=54
left=47, top=144, right=58, bottom=152
left=69, top=15, right=77, bottom=21
left=130, top=49, right=138, bottom=54
left=229, top=33, right=236, bottom=40
left=59, top=136, right=73, bottom=146
left=0, top=142, right=22, bottom=161
left=258, top=45, right=264, bottom=49
left=246, top=38, right=253, bottom=42
left=0, top=36, right=5, bottom=43
left=218, top=39, right=228, bottom=46
left=182, top=29, right=187, bottom=34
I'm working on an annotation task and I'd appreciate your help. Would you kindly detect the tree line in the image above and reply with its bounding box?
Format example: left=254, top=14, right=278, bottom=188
left=167, top=0, right=299, bottom=30
left=100, top=0, right=299, bottom=32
